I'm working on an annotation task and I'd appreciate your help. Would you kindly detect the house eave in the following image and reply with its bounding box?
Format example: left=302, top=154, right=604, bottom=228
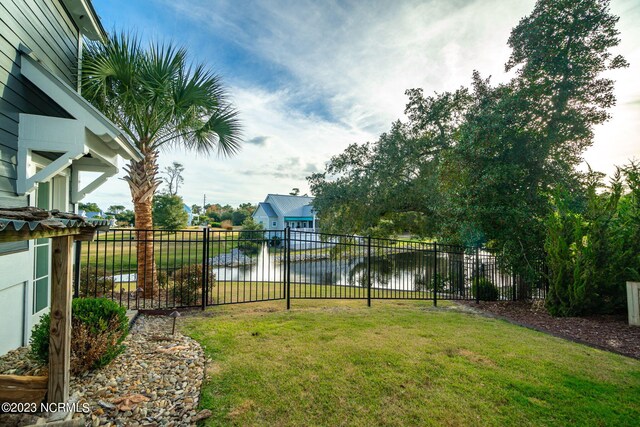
left=60, top=0, right=108, bottom=41
left=16, top=53, right=142, bottom=199
left=19, top=53, right=142, bottom=162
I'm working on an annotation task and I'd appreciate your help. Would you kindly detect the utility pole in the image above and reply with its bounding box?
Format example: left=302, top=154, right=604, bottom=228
left=203, top=194, right=206, bottom=208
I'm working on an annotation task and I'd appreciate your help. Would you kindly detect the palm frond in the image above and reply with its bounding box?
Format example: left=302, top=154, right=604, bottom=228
left=194, top=105, right=243, bottom=156
left=81, top=31, right=242, bottom=155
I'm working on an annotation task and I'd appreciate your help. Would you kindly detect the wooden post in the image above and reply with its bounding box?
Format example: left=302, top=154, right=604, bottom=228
left=48, top=235, right=74, bottom=404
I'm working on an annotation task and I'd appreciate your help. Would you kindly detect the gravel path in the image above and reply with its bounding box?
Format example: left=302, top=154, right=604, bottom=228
left=460, top=301, right=640, bottom=359
left=0, top=315, right=208, bottom=426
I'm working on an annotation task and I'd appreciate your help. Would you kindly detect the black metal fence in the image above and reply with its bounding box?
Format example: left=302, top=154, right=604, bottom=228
left=75, top=228, right=548, bottom=310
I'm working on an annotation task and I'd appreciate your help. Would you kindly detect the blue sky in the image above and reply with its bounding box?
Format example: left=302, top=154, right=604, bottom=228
left=87, top=0, right=640, bottom=211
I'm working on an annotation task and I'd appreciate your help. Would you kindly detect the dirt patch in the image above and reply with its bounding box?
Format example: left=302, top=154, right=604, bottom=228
left=228, top=399, right=256, bottom=418
left=459, top=301, right=640, bottom=360
left=458, top=349, right=496, bottom=366
left=206, top=362, right=223, bottom=376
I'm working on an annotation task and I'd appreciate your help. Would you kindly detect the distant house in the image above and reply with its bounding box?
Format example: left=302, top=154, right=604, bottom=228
left=183, top=203, right=193, bottom=226
left=80, top=210, right=103, bottom=219
left=253, top=194, right=317, bottom=231
left=80, top=210, right=118, bottom=227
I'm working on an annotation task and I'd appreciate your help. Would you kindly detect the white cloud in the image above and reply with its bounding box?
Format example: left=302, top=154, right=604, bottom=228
left=87, top=0, right=640, bottom=212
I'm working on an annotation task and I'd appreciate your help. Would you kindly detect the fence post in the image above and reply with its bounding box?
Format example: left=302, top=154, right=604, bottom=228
left=475, top=246, right=480, bottom=304
left=201, top=227, right=208, bottom=311
left=367, top=235, right=372, bottom=307
left=433, top=242, right=438, bottom=307
left=512, top=266, right=517, bottom=302
left=73, top=241, right=81, bottom=298
left=286, top=227, right=291, bottom=310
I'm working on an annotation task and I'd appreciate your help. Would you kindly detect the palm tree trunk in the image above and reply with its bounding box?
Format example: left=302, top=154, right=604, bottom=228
left=134, top=200, right=156, bottom=298
left=124, top=146, right=161, bottom=299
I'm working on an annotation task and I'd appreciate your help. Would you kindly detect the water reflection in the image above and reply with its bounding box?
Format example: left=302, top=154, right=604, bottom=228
left=213, top=244, right=476, bottom=294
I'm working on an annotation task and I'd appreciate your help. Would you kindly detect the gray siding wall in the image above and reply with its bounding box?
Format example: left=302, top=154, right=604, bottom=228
left=0, top=0, right=78, bottom=253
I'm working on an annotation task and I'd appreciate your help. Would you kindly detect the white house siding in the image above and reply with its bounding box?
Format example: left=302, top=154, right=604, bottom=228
left=264, top=195, right=285, bottom=229
left=0, top=0, right=79, bottom=355
left=253, top=204, right=277, bottom=230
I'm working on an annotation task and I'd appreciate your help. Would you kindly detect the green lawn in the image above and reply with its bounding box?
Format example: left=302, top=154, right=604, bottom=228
left=82, top=229, right=242, bottom=271
left=81, top=229, right=435, bottom=272
left=183, top=300, right=640, bottom=427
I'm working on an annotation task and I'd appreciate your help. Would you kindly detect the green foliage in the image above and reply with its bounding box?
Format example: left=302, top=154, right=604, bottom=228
left=231, top=210, right=248, bottom=226
left=308, top=0, right=627, bottom=293
left=171, top=264, right=215, bottom=306
left=153, top=194, right=188, bottom=230
left=29, top=313, right=50, bottom=366
left=309, top=120, right=444, bottom=238
left=79, top=202, right=101, bottom=213
left=268, top=235, right=282, bottom=247
left=204, top=203, right=256, bottom=226
left=414, top=273, right=447, bottom=293
left=238, top=217, right=264, bottom=255
left=471, top=278, right=500, bottom=301
left=82, top=32, right=242, bottom=159
left=78, top=265, right=115, bottom=297
left=545, top=164, right=640, bottom=316
left=30, top=298, right=128, bottom=373
left=114, top=209, right=135, bottom=226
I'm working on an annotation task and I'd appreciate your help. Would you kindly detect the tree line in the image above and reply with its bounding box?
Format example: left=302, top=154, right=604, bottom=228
left=308, top=0, right=638, bottom=315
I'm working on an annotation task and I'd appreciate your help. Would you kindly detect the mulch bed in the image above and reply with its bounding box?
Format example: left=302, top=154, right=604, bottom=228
left=460, top=301, right=640, bottom=359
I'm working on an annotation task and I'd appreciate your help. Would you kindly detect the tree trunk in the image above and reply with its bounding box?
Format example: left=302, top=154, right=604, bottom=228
left=134, top=199, right=156, bottom=298
left=124, top=146, right=161, bottom=299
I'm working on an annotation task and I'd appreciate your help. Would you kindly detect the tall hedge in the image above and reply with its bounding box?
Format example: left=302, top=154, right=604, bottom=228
left=545, top=164, right=640, bottom=316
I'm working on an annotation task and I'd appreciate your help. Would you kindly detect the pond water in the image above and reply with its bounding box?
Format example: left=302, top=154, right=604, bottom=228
left=213, top=243, right=477, bottom=293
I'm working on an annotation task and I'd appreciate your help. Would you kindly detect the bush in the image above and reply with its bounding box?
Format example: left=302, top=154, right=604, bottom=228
left=171, top=264, right=216, bottom=306
left=545, top=164, right=640, bottom=316
left=237, top=217, right=264, bottom=255
left=29, top=313, right=50, bottom=367
left=30, top=298, right=128, bottom=374
left=78, top=266, right=115, bottom=297
left=471, top=278, right=499, bottom=301
left=414, top=273, right=447, bottom=292
left=269, top=235, right=282, bottom=247
left=221, top=220, right=233, bottom=230
left=210, top=221, right=222, bottom=228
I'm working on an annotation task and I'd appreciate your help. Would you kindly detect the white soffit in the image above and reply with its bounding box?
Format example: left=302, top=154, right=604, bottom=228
left=60, top=0, right=107, bottom=42
left=17, top=54, right=142, bottom=200
left=20, top=54, right=142, bottom=162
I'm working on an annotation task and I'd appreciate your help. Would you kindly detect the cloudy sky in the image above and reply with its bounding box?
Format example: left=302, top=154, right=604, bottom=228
left=88, top=0, right=640, bottom=211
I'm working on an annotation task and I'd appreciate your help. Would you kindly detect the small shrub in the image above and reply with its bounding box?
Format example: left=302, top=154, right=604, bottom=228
left=414, top=273, right=448, bottom=292
left=471, top=278, right=500, bottom=301
left=269, top=235, right=282, bottom=247
left=30, top=298, right=128, bottom=374
left=78, top=266, right=115, bottom=297
left=210, top=221, right=222, bottom=228
left=156, top=270, right=170, bottom=290
left=171, top=264, right=216, bottom=306
left=221, top=220, right=233, bottom=230
left=29, top=313, right=50, bottom=366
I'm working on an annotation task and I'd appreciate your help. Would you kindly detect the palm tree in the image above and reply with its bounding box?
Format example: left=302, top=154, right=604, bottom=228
left=82, top=33, right=242, bottom=297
